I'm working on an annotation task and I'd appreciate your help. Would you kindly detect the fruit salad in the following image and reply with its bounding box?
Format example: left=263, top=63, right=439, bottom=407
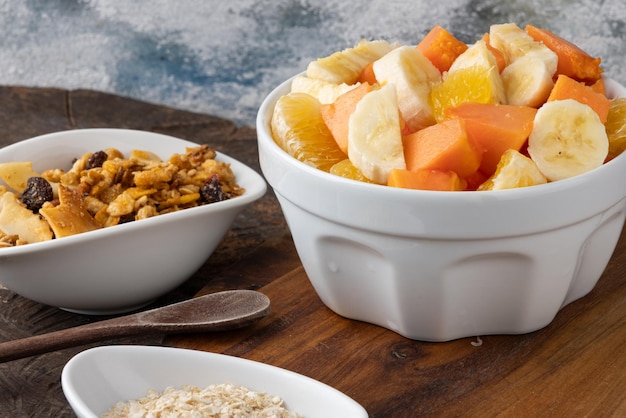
left=270, top=22, right=626, bottom=191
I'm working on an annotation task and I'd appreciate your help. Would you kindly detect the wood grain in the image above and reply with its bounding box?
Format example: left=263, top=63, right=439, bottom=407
left=169, top=232, right=626, bottom=417
left=0, top=290, right=270, bottom=363
left=0, top=85, right=624, bottom=417
left=0, top=86, right=280, bottom=417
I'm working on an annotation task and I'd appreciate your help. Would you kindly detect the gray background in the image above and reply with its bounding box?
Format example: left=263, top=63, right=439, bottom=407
left=0, top=0, right=624, bottom=127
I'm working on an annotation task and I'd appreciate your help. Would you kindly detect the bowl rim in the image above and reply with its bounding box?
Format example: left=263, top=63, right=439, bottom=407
left=256, top=74, right=626, bottom=238
left=0, top=128, right=267, bottom=257
left=257, top=73, right=626, bottom=200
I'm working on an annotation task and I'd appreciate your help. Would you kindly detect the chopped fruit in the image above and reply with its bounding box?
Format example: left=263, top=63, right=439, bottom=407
left=290, top=75, right=359, bottom=105
left=271, top=22, right=619, bottom=191
left=501, top=56, right=554, bottom=107
left=416, top=25, right=468, bottom=73
left=403, top=118, right=482, bottom=178
left=357, top=61, right=377, bottom=84
left=445, top=102, right=537, bottom=176
left=373, top=45, right=441, bottom=133
left=321, top=83, right=375, bottom=154
left=388, top=168, right=466, bottom=191
left=306, top=39, right=398, bottom=85
left=605, top=98, right=626, bottom=161
left=330, top=159, right=374, bottom=183
left=489, top=22, right=558, bottom=75
left=525, top=24, right=603, bottom=84
left=547, top=74, right=611, bottom=123
left=528, top=99, right=608, bottom=181
left=271, top=92, right=346, bottom=172
left=480, top=33, right=506, bottom=72
left=347, top=84, right=406, bottom=184
left=478, top=149, right=547, bottom=190
left=430, top=64, right=504, bottom=123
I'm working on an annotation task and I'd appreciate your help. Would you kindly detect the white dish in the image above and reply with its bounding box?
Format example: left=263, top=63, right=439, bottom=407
left=0, top=129, right=267, bottom=314
left=257, top=74, right=626, bottom=341
left=62, top=345, right=368, bottom=418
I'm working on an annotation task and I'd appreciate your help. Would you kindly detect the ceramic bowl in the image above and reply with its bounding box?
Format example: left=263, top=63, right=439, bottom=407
left=257, top=76, right=626, bottom=342
left=62, top=345, right=367, bottom=418
left=0, top=128, right=266, bottom=314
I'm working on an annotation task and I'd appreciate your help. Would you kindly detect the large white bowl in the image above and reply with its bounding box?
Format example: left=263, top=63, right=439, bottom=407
left=0, top=129, right=266, bottom=314
left=257, top=75, right=626, bottom=342
left=62, top=345, right=368, bottom=418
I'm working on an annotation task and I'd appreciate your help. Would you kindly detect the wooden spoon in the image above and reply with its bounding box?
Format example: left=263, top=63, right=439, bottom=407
left=0, top=289, right=270, bottom=363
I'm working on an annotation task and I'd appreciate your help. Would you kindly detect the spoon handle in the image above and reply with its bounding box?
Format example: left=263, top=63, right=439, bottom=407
left=0, top=290, right=270, bottom=363
left=0, top=316, right=157, bottom=363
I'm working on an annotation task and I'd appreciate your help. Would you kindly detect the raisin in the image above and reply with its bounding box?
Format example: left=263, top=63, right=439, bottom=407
left=200, top=174, right=227, bottom=204
left=119, top=213, right=135, bottom=224
left=19, top=177, right=54, bottom=213
left=85, top=150, right=108, bottom=169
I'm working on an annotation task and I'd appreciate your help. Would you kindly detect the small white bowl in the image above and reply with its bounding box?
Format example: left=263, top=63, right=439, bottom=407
left=0, top=129, right=266, bottom=314
left=257, top=75, right=626, bottom=341
left=61, top=345, right=368, bottom=418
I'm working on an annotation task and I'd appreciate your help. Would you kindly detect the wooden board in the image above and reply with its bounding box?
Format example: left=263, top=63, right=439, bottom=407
left=0, top=86, right=624, bottom=417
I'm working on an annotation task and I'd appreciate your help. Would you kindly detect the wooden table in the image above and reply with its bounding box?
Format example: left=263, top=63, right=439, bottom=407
left=0, top=86, right=624, bottom=417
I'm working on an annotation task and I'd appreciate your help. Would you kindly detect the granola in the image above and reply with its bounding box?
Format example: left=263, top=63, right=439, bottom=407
left=0, top=144, right=244, bottom=247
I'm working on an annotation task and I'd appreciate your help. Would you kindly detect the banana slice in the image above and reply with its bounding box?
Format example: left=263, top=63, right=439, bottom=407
left=528, top=99, right=608, bottom=181
left=347, top=84, right=406, bottom=183
left=489, top=23, right=558, bottom=75
left=372, top=45, right=441, bottom=132
left=290, top=75, right=360, bottom=104
left=449, top=40, right=498, bottom=72
left=501, top=55, right=554, bottom=107
left=306, top=39, right=398, bottom=85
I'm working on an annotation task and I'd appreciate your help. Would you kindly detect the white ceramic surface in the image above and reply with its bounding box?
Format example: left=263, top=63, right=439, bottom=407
left=0, top=129, right=266, bottom=314
left=257, top=75, right=626, bottom=342
left=61, top=345, right=368, bottom=418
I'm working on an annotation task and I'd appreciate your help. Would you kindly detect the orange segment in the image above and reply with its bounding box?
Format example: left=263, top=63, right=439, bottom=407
left=478, top=149, right=547, bottom=190
left=605, top=97, right=626, bottom=161
left=271, top=93, right=346, bottom=172
left=329, top=159, right=373, bottom=183
left=429, top=65, right=503, bottom=122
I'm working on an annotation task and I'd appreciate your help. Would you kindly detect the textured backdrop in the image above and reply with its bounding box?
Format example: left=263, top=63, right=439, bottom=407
left=0, top=0, right=624, bottom=127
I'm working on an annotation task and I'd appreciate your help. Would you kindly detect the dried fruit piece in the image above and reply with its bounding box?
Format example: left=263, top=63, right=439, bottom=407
left=200, top=175, right=227, bottom=203
left=19, top=177, right=53, bottom=213
left=86, top=150, right=108, bottom=170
